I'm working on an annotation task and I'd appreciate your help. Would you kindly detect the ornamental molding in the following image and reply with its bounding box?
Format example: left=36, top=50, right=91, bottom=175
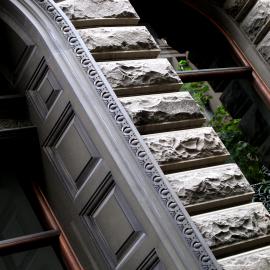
left=32, top=0, right=220, bottom=268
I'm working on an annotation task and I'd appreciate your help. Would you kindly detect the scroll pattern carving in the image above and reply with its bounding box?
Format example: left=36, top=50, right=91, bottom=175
left=33, top=0, right=219, bottom=268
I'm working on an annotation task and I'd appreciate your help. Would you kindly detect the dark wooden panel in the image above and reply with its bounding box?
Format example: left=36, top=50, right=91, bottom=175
left=27, top=59, right=61, bottom=119
left=82, top=178, right=145, bottom=267
left=43, top=104, right=103, bottom=195
left=137, top=250, right=161, bottom=270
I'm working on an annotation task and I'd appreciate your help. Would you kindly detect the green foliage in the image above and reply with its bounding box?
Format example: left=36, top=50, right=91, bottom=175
left=181, top=81, right=212, bottom=108
left=210, top=106, right=266, bottom=184
left=177, top=57, right=268, bottom=184
left=178, top=60, right=192, bottom=71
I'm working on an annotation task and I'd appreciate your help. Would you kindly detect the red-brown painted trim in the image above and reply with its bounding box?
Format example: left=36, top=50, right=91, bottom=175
left=0, top=230, right=60, bottom=256
left=181, top=0, right=270, bottom=109
left=32, top=183, right=84, bottom=270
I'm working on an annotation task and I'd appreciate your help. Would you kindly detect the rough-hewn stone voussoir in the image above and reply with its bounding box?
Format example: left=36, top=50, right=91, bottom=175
left=58, top=0, right=139, bottom=21
left=219, top=245, right=270, bottom=270
left=143, top=127, right=229, bottom=168
left=98, top=59, right=181, bottom=89
left=166, top=163, right=254, bottom=207
left=78, top=26, right=159, bottom=53
left=120, top=92, right=204, bottom=127
left=223, top=0, right=247, bottom=18
left=193, top=203, right=270, bottom=249
left=258, top=33, right=270, bottom=65
left=241, top=0, right=270, bottom=41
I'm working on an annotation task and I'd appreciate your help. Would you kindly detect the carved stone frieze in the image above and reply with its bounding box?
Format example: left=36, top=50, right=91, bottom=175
left=78, top=26, right=159, bottom=53
left=98, top=59, right=181, bottom=90
left=58, top=0, right=139, bottom=21
left=219, top=246, right=270, bottom=270
left=241, top=0, right=270, bottom=41
left=120, top=92, right=203, bottom=127
left=166, top=164, right=254, bottom=206
left=143, top=127, right=228, bottom=165
left=193, top=203, right=270, bottom=249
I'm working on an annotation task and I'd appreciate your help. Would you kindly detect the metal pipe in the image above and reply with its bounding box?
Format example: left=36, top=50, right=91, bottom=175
left=0, top=230, right=60, bottom=256
left=177, top=67, right=252, bottom=82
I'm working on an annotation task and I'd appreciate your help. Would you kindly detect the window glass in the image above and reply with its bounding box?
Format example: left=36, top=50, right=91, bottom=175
left=0, top=170, right=43, bottom=240
left=0, top=246, right=65, bottom=270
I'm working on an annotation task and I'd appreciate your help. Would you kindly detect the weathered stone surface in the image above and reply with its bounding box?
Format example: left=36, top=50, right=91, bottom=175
left=58, top=0, right=139, bottom=23
left=241, top=0, right=270, bottom=41
left=143, top=127, right=228, bottom=166
left=166, top=164, right=253, bottom=206
left=258, top=33, right=270, bottom=65
left=120, top=92, right=203, bottom=128
left=219, top=246, right=270, bottom=270
left=224, top=0, right=246, bottom=17
left=193, top=203, right=270, bottom=249
left=98, top=59, right=181, bottom=90
left=78, top=26, right=159, bottom=53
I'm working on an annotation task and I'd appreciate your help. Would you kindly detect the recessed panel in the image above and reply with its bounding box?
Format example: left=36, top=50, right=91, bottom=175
left=137, top=250, right=165, bottom=270
left=37, top=71, right=61, bottom=110
left=27, top=59, right=61, bottom=119
left=55, top=118, right=92, bottom=181
left=44, top=105, right=103, bottom=196
left=93, top=187, right=134, bottom=254
left=38, top=74, right=54, bottom=106
left=84, top=180, right=144, bottom=266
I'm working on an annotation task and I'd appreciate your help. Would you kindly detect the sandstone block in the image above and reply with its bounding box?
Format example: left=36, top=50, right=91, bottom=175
left=143, top=127, right=229, bottom=172
left=120, top=92, right=204, bottom=133
left=193, top=203, right=270, bottom=250
left=58, top=0, right=139, bottom=27
left=78, top=26, right=160, bottom=60
left=98, top=59, right=181, bottom=94
left=241, top=0, right=270, bottom=41
left=166, top=164, right=254, bottom=207
left=219, top=246, right=270, bottom=270
left=223, top=0, right=246, bottom=17
left=258, top=33, right=270, bottom=65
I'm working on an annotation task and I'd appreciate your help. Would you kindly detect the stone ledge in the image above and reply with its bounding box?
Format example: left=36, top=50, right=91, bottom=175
left=166, top=163, right=254, bottom=214
left=78, top=26, right=160, bottom=60
left=58, top=0, right=139, bottom=27
left=143, top=127, right=229, bottom=172
left=193, top=203, right=270, bottom=252
left=219, top=245, right=270, bottom=270
left=98, top=59, right=181, bottom=95
left=241, top=0, right=270, bottom=41
left=258, top=33, right=270, bottom=65
left=223, top=0, right=247, bottom=18
left=120, top=92, right=204, bottom=133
